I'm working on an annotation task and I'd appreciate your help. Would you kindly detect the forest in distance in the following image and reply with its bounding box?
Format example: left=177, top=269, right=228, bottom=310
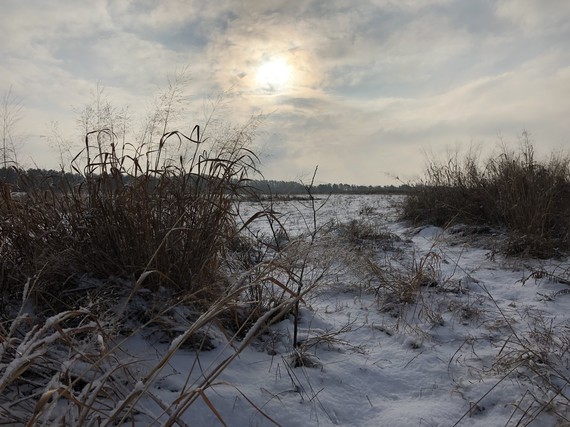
left=0, top=167, right=410, bottom=195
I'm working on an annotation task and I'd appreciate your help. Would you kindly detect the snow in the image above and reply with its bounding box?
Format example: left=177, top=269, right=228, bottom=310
left=110, top=195, right=570, bottom=425
left=5, top=194, right=570, bottom=426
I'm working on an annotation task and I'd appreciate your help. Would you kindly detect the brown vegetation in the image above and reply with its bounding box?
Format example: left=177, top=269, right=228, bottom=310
left=0, top=123, right=260, bottom=314
left=401, top=134, right=570, bottom=257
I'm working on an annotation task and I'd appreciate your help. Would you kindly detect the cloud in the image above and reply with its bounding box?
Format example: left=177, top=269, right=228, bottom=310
left=1, top=0, right=569, bottom=184
left=495, top=0, right=570, bottom=32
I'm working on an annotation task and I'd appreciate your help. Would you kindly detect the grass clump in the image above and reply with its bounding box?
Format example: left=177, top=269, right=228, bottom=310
left=0, top=121, right=260, bottom=314
left=401, top=134, right=570, bottom=257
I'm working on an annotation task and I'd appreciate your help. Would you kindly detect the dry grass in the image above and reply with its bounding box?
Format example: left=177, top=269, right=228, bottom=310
left=0, top=267, right=314, bottom=425
left=451, top=286, right=570, bottom=426
left=0, top=121, right=261, bottom=314
left=401, top=134, right=570, bottom=257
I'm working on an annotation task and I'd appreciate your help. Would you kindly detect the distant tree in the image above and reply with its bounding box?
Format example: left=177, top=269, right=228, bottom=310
left=45, top=121, right=75, bottom=171
left=1, top=86, right=23, bottom=176
left=75, top=83, right=130, bottom=174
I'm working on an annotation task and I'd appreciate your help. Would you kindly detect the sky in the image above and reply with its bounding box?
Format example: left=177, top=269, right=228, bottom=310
left=1, top=0, right=569, bottom=185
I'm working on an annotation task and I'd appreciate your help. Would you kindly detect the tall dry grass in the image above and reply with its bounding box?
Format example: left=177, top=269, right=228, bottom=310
left=401, top=135, right=570, bottom=257
left=0, top=115, right=261, bottom=315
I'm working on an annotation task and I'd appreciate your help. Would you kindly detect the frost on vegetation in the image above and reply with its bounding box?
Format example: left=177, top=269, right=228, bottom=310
left=0, top=303, right=151, bottom=425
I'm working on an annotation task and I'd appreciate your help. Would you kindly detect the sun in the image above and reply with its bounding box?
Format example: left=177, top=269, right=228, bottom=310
left=255, top=57, right=292, bottom=92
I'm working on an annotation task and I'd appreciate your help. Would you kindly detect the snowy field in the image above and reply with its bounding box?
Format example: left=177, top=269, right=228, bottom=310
left=4, top=194, right=570, bottom=426
left=118, top=194, right=570, bottom=426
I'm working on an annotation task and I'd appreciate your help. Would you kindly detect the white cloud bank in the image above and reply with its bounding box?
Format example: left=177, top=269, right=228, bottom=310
left=1, top=0, right=569, bottom=184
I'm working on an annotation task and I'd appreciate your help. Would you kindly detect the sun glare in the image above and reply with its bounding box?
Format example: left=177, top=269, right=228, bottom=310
left=256, top=58, right=292, bottom=92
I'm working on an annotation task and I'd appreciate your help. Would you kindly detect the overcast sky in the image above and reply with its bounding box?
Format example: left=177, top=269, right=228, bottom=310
left=1, top=0, right=569, bottom=185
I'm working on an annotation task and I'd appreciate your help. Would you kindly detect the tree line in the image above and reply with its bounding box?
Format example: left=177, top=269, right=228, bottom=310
left=0, top=168, right=410, bottom=195
left=247, top=179, right=410, bottom=195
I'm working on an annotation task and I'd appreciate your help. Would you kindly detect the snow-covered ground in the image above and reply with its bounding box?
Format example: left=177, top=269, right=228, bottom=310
left=120, top=194, right=570, bottom=426
left=4, top=194, right=569, bottom=426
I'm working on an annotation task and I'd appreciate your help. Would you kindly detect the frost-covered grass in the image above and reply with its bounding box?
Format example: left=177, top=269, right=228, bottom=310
left=2, top=193, right=570, bottom=425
